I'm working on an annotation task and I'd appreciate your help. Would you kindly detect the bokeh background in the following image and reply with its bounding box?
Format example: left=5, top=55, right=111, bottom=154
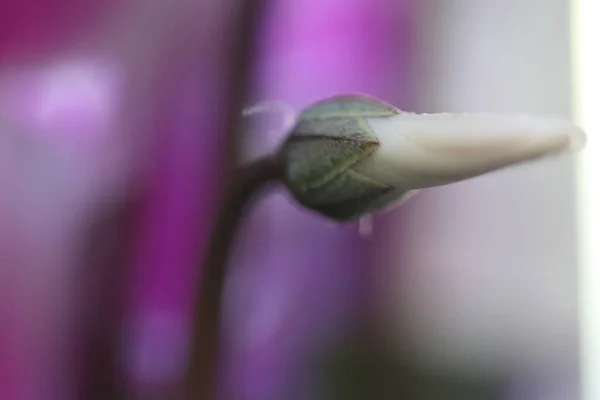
left=0, top=0, right=597, bottom=399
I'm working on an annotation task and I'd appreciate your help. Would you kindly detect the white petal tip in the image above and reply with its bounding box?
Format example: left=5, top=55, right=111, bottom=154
left=522, top=115, right=586, bottom=153
left=567, top=125, right=587, bottom=152
left=355, top=112, right=588, bottom=189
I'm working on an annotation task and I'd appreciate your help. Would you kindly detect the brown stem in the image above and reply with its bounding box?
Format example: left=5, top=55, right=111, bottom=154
left=183, top=156, right=282, bottom=400
left=77, top=194, right=143, bottom=400
left=182, top=0, right=268, bottom=397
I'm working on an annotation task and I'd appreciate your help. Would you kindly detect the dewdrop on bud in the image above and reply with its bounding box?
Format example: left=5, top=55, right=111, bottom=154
left=279, top=94, right=586, bottom=222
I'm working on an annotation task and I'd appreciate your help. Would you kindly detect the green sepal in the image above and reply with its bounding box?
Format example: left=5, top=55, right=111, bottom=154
left=279, top=94, right=407, bottom=221
left=281, top=117, right=379, bottom=190
left=299, top=169, right=396, bottom=221
left=300, top=93, right=400, bottom=120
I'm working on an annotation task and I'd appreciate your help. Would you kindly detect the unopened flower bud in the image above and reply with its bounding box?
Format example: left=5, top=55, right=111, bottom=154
left=280, top=94, right=585, bottom=221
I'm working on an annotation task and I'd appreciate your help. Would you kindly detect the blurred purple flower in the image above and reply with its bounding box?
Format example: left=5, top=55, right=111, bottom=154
left=0, top=1, right=239, bottom=399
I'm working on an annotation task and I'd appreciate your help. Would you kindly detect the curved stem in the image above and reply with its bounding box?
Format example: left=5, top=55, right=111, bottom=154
left=183, top=0, right=268, bottom=397
left=183, top=156, right=282, bottom=400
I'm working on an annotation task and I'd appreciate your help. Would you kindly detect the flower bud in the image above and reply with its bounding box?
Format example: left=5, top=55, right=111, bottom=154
left=280, top=94, right=585, bottom=221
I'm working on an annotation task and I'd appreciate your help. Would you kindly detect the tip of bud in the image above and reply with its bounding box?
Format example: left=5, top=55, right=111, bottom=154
left=501, top=114, right=586, bottom=152
left=566, top=124, right=587, bottom=151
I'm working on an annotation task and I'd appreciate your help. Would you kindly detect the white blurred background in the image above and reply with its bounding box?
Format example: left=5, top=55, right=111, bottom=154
left=376, top=1, right=598, bottom=399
